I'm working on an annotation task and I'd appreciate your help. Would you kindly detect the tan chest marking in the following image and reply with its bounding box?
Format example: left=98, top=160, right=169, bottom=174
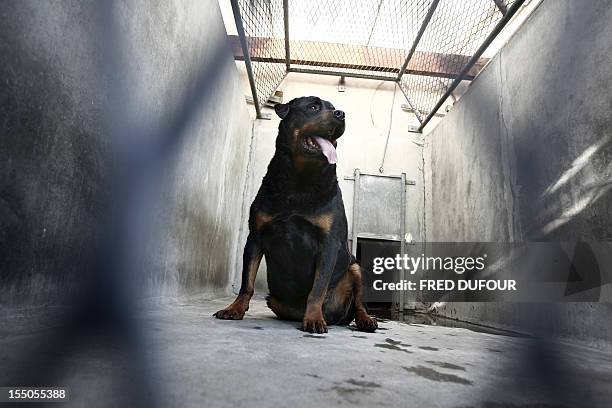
left=254, top=212, right=274, bottom=231
left=307, top=213, right=334, bottom=233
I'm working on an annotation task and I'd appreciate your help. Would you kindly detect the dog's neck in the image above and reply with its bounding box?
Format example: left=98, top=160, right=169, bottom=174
left=261, top=145, right=338, bottom=209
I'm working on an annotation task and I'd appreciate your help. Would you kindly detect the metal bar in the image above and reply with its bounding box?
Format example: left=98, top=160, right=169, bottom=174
left=283, top=0, right=290, bottom=70
left=399, top=173, right=407, bottom=312
left=397, top=81, right=424, bottom=124
left=230, top=36, right=488, bottom=80
left=230, top=0, right=262, bottom=119
left=344, top=174, right=416, bottom=184
left=492, top=0, right=508, bottom=15
left=355, top=233, right=401, bottom=241
left=288, top=67, right=396, bottom=82
left=418, top=0, right=525, bottom=131
left=396, top=0, right=441, bottom=81
left=351, top=169, right=361, bottom=258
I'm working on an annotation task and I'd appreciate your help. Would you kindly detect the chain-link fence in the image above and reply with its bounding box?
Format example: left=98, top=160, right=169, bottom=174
left=287, top=0, right=433, bottom=80
left=398, top=0, right=521, bottom=124
left=231, top=0, right=287, bottom=118
left=232, top=0, right=525, bottom=128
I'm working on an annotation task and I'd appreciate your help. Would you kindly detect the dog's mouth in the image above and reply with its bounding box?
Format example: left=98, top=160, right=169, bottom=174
left=301, top=135, right=338, bottom=164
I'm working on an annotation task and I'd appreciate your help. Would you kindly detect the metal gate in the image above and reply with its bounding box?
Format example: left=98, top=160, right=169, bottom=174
left=345, top=169, right=416, bottom=311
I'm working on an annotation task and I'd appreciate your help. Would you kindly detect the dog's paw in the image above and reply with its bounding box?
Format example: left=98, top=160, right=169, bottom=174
left=213, top=305, right=246, bottom=320
left=355, top=311, right=378, bottom=332
left=302, top=315, right=328, bottom=334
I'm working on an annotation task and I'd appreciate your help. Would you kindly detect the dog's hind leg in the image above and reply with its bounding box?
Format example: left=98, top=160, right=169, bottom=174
left=322, top=263, right=377, bottom=330
left=323, top=271, right=355, bottom=325
left=347, top=263, right=378, bottom=332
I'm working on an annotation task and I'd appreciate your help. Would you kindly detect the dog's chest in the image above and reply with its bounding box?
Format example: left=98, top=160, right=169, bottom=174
left=259, top=214, right=324, bottom=258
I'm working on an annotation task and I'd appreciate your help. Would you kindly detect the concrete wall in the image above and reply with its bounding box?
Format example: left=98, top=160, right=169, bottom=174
left=0, top=1, right=102, bottom=303
left=0, top=0, right=251, bottom=303
left=424, top=1, right=612, bottom=348
left=234, top=72, right=427, bottom=292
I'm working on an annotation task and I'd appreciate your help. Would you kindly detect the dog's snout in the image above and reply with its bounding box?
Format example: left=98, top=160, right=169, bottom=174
left=333, top=110, right=345, bottom=120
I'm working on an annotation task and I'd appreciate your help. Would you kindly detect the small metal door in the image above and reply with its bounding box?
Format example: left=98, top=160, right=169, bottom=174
left=345, top=169, right=413, bottom=311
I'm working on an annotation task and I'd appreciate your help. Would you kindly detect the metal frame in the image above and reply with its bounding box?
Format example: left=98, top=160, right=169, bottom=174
left=288, top=67, right=396, bottom=83
left=347, top=169, right=410, bottom=312
left=396, top=0, right=440, bottom=82
left=231, top=0, right=262, bottom=119
left=416, top=0, right=525, bottom=130
left=493, top=0, right=509, bottom=14
left=283, top=0, right=290, bottom=70
left=233, top=0, right=525, bottom=128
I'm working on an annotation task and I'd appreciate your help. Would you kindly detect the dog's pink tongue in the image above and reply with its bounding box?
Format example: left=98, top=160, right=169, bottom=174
left=313, top=136, right=337, bottom=164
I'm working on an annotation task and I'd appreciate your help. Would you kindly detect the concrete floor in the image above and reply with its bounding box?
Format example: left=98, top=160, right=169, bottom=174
left=2, top=297, right=612, bottom=407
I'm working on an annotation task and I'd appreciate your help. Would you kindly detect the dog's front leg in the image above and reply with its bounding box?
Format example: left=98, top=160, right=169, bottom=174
left=302, top=237, right=339, bottom=333
left=214, top=233, right=262, bottom=320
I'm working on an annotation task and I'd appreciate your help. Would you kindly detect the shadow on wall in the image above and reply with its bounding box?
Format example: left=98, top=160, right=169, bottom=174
left=503, top=0, right=612, bottom=242
left=0, top=2, right=103, bottom=304
left=531, top=136, right=612, bottom=239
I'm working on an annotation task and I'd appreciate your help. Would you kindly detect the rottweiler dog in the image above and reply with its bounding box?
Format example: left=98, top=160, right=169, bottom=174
left=214, top=96, right=377, bottom=333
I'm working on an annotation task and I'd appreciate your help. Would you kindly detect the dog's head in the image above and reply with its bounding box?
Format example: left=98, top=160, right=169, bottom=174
left=274, top=96, right=345, bottom=165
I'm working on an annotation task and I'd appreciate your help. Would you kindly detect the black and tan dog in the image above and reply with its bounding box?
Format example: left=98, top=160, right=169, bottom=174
left=214, top=96, right=377, bottom=333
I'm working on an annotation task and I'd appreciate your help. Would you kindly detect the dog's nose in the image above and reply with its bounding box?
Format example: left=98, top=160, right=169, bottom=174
left=333, top=110, right=345, bottom=120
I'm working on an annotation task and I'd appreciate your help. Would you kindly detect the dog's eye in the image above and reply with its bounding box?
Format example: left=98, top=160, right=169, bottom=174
left=310, top=105, right=319, bottom=111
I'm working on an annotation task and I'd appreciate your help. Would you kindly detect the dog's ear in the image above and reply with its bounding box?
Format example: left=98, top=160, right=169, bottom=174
left=274, top=102, right=290, bottom=119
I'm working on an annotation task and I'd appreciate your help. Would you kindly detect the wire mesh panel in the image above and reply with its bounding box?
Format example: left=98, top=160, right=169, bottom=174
left=288, top=0, right=433, bottom=79
left=232, top=0, right=287, bottom=117
left=398, top=0, right=520, bottom=124
left=231, top=0, right=525, bottom=125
